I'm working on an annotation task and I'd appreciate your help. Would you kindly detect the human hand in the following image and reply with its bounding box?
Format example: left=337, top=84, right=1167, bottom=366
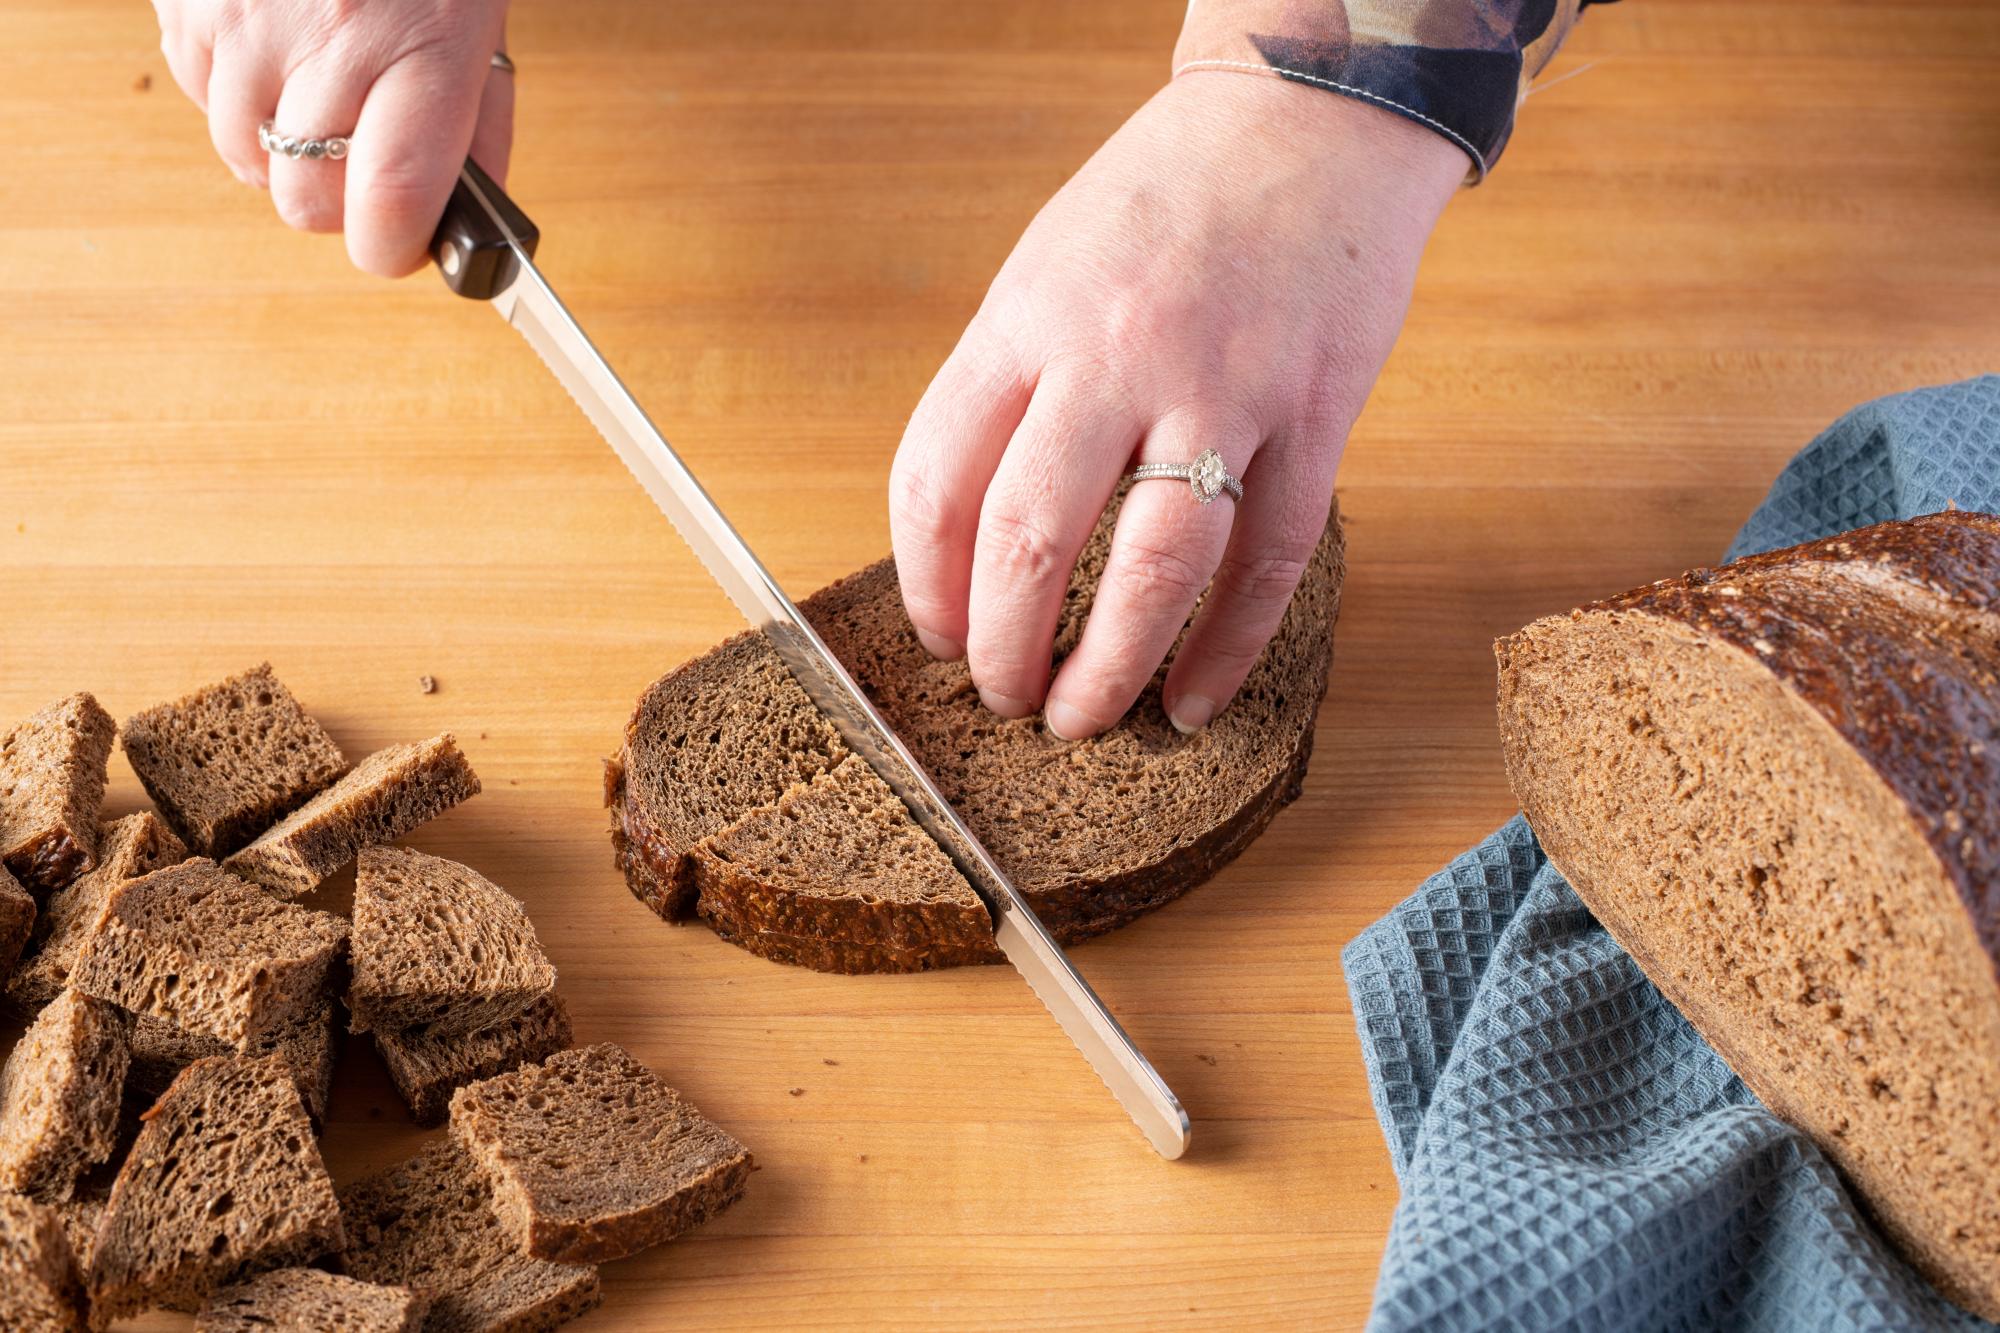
left=890, top=73, right=1464, bottom=739
left=154, top=0, right=513, bottom=275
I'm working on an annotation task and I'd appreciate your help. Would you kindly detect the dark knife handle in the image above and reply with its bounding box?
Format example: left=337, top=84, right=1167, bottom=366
left=430, top=157, right=539, bottom=301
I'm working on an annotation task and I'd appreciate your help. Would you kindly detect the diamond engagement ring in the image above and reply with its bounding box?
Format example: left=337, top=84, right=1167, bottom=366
left=258, top=121, right=348, bottom=161
left=1128, top=449, right=1243, bottom=504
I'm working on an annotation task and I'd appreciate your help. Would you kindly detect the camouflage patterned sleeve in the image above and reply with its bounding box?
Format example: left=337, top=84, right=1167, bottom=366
left=1172, top=0, right=1608, bottom=180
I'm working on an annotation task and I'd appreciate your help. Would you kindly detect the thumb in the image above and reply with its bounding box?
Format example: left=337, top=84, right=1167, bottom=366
left=470, top=45, right=515, bottom=185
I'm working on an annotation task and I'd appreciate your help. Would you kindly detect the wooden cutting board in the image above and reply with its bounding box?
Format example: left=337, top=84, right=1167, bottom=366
left=2, top=1, right=1994, bottom=1327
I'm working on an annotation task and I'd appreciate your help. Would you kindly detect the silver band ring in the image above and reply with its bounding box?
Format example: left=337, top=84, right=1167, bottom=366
left=1128, top=449, right=1243, bottom=504
left=491, top=50, right=515, bottom=73
left=258, top=120, right=348, bottom=161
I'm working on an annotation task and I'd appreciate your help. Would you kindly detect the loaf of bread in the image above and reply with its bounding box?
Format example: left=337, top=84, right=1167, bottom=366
left=69, top=859, right=348, bottom=1048
left=0, top=693, right=115, bottom=895
left=374, top=992, right=573, bottom=1128
left=223, top=734, right=480, bottom=897
left=0, top=1191, right=85, bottom=1332
left=0, top=990, right=131, bottom=1201
left=8, top=812, right=186, bottom=1010
left=122, top=664, right=348, bottom=858
left=610, top=499, right=1344, bottom=972
left=88, top=1054, right=344, bottom=1323
left=339, top=1138, right=601, bottom=1332
left=447, top=1042, right=751, bottom=1265
left=1495, top=510, right=2000, bottom=1319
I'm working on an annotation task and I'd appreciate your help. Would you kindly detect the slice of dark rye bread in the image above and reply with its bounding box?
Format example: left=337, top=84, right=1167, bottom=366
left=0, top=991, right=131, bottom=1201
left=68, top=859, right=349, bottom=1048
left=128, top=995, right=343, bottom=1127
left=87, top=1054, right=344, bottom=1325
left=195, top=1267, right=427, bottom=1333
left=609, top=497, right=1345, bottom=972
left=339, top=1137, right=602, bottom=1333
left=1495, top=510, right=2000, bottom=1321
left=447, top=1043, right=751, bottom=1266
left=691, top=755, right=999, bottom=967
left=0, top=693, right=116, bottom=895
left=0, top=1191, right=86, bottom=1332
left=0, top=865, right=33, bottom=986
left=349, top=847, right=556, bottom=1038
left=8, top=812, right=187, bottom=1010
left=375, top=993, right=573, bottom=1129
left=122, top=664, right=349, bottom=858
left=223, top=734, right=480, bottom=898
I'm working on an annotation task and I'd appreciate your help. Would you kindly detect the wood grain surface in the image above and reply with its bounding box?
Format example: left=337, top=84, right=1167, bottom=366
left=2, top=1, right=1996, bottom=1328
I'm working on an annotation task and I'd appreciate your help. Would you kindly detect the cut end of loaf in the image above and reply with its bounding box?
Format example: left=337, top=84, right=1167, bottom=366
left=1497, top=547, right=2000, bottom=1319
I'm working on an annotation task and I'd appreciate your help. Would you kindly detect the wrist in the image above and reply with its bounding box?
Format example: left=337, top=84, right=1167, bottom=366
left=1167, top=69, right=1466, bottom=227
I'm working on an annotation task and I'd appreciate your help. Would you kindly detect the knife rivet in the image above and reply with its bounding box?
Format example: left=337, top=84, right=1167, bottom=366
left=440, top=240, right=462, bottom=276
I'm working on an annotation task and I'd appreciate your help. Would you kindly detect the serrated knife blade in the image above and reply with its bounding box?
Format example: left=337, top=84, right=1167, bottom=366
left=430, top=160, right=1190, bottom=1159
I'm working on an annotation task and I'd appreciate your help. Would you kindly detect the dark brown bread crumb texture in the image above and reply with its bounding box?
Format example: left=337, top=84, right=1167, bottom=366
left=8, top=812, right=188, bottom=1010
left=56, top=1186, right=107, bottom=1276
left=339, top=1137, right=601, bottom=1333
left=0, top=1190, right=85, bottom=1332
left=0, top=865, right=33, bottom=986
left=448, top=1042, right=751, bottom=1265
left=0, top=990, right=131, bottom=1201
left=68, top=858, right=349, bottom=1048
left=222, top=735, right=481, bottom=897
left=0, top=693, right=115, bottom=895
left=374, top=994, right=573, bottom=1128
left=88, top=1054, right=344, bottom=1325
left=692, top=755, right=995, bottom=966
left=1495, top=510, right=2000, bottom=1321
left=610, top=496, right=1344, bottom=971
left=129, top=995, right=343, bottom=1126
left=196, top=1266, right=427, bottom=1333
left=349, top=847, right=556, bottom=1038
left=122, top=664, right=349, bottom=858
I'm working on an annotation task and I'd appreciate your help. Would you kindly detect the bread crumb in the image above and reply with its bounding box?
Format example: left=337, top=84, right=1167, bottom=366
left=133, top=72, right=151, bottom=91
left=821, top=1058, right=838, bottom=1066
left=418, top=675, right=437, bottom=694
left=1196, top=1053, right=1218, bottom=1066
left=857, top=1154, right=869, bottom=1163
left=787, top=1087, right=804, bottom=1097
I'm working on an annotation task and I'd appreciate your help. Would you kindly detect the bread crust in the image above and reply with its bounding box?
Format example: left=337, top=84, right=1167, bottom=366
left=607, top=506, right=1340, bottom=973
left=1567, top=510, right=2000, bottom=960
left=1496, top=508, right=2000, bottom=1321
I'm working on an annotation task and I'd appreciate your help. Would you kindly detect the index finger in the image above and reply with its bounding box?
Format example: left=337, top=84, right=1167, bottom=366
left=343, top=45, right=493, bottom=277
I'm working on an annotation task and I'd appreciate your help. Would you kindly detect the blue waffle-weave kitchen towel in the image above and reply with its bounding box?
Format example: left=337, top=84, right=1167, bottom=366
left=1343, top=376, right=2000, bottom=1332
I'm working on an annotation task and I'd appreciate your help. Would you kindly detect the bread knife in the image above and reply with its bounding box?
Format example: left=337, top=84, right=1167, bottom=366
left=429, top=160, right=1191, bottom=1160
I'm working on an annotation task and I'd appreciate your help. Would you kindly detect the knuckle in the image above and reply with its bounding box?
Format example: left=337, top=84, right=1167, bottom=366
left=979, top=506, right=1071, bottom=589
left=1219, top=550, right=1310, bottom=609
left=1113, top=535, right=1211, bottom=607
left=887, top=456, right=957, bottom=549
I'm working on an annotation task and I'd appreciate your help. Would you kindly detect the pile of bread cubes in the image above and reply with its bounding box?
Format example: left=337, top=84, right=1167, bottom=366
left=0, top=666, right=753, bottom=1332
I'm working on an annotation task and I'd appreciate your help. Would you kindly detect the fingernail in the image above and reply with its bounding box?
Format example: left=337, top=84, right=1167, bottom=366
left=916, top=629, right=963, bottom=661
left=1169, top=694, right=1215, bottom=735
left=978, top=687, right=1035, bottom=720
left=1043, top=698, right=1101, bottom=741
